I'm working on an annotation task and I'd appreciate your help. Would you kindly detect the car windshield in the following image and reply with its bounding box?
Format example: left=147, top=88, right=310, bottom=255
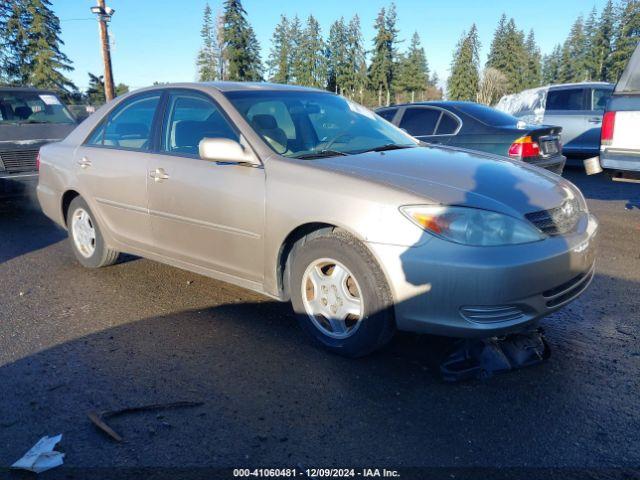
left=0, top=91, right=75, bottom=124
left=224, top=90, right=417, bottom=158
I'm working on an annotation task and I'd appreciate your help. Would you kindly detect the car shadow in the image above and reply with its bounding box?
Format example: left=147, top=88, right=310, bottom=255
left=564, top=167, right=640, bottom=206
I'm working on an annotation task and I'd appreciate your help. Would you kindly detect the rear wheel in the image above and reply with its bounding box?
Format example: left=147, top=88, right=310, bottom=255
left=66, top=196, right=119, bottom=268
left=289, top=229, right=395, bottom=357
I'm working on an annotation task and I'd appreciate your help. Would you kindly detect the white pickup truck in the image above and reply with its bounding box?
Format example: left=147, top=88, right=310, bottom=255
left=600, top=42, right=640, bottom=182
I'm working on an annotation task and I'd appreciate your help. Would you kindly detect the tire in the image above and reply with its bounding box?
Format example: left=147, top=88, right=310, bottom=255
left=288, top=228, right=395, bottom=357
left=66, top=196, right=120, bottom=268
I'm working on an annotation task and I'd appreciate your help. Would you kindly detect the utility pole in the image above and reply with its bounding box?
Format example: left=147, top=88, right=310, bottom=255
left=90, top=1, right=115, bottom=101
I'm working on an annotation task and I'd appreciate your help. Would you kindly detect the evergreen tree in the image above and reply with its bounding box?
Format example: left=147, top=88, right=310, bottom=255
left=592, top=0, right=616, bottom=81
left=326, top=17, right=349, bottom=93
left=368, top=7, right=395, bottom=105
left=395, top=32, right=429, bottom=102
left=523, top=30, right=542, bottom=88
left=447, top=24, right=480, bottom=101
left=267, top=15, right=291, bottom=83
left=0, top=2, right=10, bottom=84
left=542, top=44, right=562, bottom=84
left=294, top=15, right=327, bottom=88
left=3, top=0, right=31, bottom=84
left=486, top=16, right=527, bottom=93
left=583, top=6, right=599, bottom=79
left=85, top=72, right=128, bottom=105
left=222, top=0, right=262, bottom=81
left=346, top=15, right=367, bottom=100
left=609, top=0, right=640, bottom=82
left=559, top=16, right=589, bottom=82
left=196, top=3, right=218, bottom=81
left=288, top=15, right=304, bottom=84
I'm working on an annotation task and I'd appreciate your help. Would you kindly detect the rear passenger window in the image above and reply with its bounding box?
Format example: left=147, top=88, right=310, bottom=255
left=377, top=109, right=398, bottom=122
left=399, top=108, right=441, bottom=136
left=436, top=112, right=459, bottom=135
left=546, top=89, right=586, bottom=111
left=87, top=94, right=160, bottom=150
left=592, top=89, right=611, bottom=110
left=163, top=93, right=238, bottom=156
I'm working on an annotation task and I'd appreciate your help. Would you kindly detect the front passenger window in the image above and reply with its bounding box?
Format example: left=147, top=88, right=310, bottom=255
left=163, top=94, right=238, bottom=156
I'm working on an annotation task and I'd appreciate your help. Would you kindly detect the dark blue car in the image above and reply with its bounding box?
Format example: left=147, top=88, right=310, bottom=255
left=376, top=101, right=566, bottom=175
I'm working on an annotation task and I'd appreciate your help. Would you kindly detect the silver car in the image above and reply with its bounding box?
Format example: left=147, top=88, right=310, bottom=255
left=497, top=82, right=614, bottom=158
left=37, top=83, right=598, bottom=357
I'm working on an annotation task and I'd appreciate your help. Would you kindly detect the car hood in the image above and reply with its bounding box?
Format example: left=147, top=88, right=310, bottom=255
left=0, top=123, right=76, bottom=148
left=316, top=146, right=574, bottom=217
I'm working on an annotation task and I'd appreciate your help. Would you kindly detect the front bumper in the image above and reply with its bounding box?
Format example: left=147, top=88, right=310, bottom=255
left=368, top=213, right=598, bottom=338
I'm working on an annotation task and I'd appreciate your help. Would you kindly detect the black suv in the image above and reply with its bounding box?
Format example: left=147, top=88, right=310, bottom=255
left=0, top=87, right=76, bottom=194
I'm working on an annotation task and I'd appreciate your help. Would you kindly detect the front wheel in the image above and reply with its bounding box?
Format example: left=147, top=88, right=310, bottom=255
left=66, top=196, right=120, bottom=268
left=289, top=229, right=395, bottom=357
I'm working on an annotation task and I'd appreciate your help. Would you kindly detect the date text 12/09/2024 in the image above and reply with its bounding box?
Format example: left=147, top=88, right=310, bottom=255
left=233, top=468, right=401, bottom=478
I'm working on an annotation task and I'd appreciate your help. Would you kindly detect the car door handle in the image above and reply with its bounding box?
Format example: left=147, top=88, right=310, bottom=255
left=149, top=168, right=169, bottom=182
left=77, top=157, right=92, bottom=169
left=588, top=117, right=602, bottom=124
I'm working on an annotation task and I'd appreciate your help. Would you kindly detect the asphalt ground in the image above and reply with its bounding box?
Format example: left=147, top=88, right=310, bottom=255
left=0, top=168, right=638, bottom=478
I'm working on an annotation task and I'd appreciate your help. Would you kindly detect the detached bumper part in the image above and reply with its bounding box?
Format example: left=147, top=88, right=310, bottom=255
left=439, top=328, right=550, bottom=382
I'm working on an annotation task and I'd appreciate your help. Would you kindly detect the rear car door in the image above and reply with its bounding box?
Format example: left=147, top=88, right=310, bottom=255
left=543, top=87, right=590, bottom=156
left=147, top=89, right=265, bottom=284
left=76, top=92, right=161, bottom=249
left=581, top=86, right=614, bottom=156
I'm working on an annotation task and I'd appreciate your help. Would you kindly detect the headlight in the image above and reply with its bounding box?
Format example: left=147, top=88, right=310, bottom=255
left=400, top=205, right=545, bottom=246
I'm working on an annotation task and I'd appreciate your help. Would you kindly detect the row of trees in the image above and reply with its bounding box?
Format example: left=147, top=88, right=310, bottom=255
left=200, top=0, right=639, bottom=107
left=448, top=0, right=639, bottom=104
left=197, top=1, right=440, bottom=106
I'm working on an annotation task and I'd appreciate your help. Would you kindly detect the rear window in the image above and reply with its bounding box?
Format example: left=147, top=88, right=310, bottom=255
left=399, top=107, right=440, bottom=136
left=0, top=91, right=75, bottom=124
left=546, top=88, right=587, bottom=111
left=451, top=103, right=517, bottom=127
left=377, top=108, right=398, bottom=122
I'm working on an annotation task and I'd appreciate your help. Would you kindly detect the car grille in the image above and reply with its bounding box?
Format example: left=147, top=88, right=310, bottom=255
left=0, top=149, right=38, bottom=173
left=525, top=197, right=581, bottom=236
left=460, top=305, right=525, bottom=323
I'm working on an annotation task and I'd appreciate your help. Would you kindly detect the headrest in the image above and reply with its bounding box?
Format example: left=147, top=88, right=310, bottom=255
left=174, top=120, right=227, bottom=147
left=252, top=114, right=278, bottom=130
left=14, top=106, right=33, bottom=119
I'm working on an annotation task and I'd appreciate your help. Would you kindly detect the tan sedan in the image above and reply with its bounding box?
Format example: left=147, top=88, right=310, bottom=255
left=37, top=83, right=597, bottom=357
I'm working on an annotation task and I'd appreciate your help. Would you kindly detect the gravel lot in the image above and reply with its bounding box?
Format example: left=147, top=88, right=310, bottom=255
left=0, top=169, right=638, bottom=477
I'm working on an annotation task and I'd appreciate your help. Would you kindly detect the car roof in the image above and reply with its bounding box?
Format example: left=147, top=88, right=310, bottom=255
left=376, top=100, right=478, bottom=110
left=0, top=86, right=59, bottom=94
left=132, top=81, right=329, bottom=94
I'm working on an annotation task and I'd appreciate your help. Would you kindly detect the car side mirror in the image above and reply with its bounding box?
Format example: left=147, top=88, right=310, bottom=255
left=198, top=137, right=260, bottom=166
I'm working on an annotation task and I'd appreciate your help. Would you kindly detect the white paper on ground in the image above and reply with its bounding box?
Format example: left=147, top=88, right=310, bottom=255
left=11, top=434, right=65, bottom=473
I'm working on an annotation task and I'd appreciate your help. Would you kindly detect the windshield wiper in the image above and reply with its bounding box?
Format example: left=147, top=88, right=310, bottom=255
left=293, top=149, right=349, bottom=160
left=360, top=143, right=416, bottom=153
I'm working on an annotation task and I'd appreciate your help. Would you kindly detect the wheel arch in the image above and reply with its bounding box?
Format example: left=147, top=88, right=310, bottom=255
left=61, top=189, right=81, bottom=226
left=275, top=222, right=393, bottom=305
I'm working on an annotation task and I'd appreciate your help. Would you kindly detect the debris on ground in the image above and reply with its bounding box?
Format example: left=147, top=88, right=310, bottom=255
left=11, top=434, right=64, bottom=473
left=440, top=328, right=550, bottom=382
left=88, top=400, right=203, bottom=442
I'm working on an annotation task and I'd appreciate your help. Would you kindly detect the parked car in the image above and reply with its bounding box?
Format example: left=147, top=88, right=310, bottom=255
left=497, top=82, right=614, bottom=159
left=600, top=42, right=640, bottom=182
left=37, top=83, right=597, bottom=357
left=0, top=87, right=76, bottom=195
left=376, top=101, right=566, bottom=174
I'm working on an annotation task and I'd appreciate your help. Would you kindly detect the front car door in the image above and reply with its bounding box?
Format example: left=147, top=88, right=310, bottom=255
left=543, top=87, right=590, bottom=156
left=146, top=89, right=265, bottom=286
left=76, top=92, right=161, bottom=249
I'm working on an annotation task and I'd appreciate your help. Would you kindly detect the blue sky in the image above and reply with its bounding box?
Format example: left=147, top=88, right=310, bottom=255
left=53, top=0, right=608, bottom=91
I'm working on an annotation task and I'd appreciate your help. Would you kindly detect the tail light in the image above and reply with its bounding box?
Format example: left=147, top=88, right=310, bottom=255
left=601, top=111, right=616, bottom=146
left=36, top=151, right=41, bottom=171
left=508, top=136, right=540, bottom=159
